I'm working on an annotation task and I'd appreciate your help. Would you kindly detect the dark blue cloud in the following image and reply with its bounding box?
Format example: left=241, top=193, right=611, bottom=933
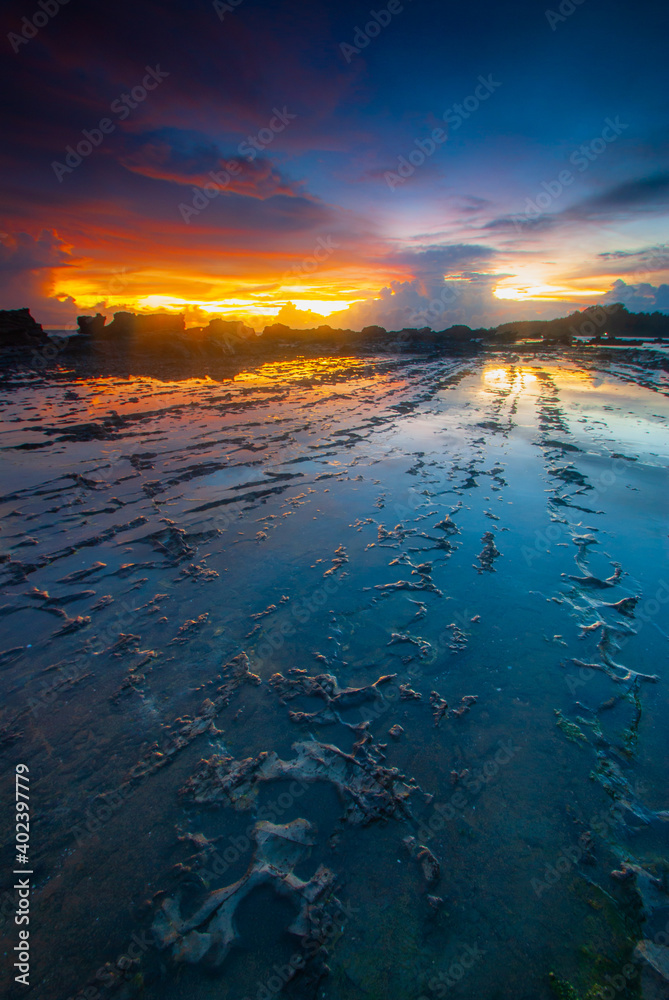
left=565, top=173, right=669, bottom=219
left=604, top=279, right=669, bottom=313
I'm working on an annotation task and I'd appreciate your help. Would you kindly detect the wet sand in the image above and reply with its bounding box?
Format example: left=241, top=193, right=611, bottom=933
left=0, top=352, right=668, bottom=1000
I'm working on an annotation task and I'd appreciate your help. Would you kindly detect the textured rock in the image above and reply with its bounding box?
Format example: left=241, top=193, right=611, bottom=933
left=475, top=531, right=500, bottom=572
left=429, top=691, right=448, bottom=726
left=269, top=668, right=396, bottom=728
left=129, top=653, right=260, bottom=780
left=181, top=736, right=426, bottom=825
left=399, top=682, right=422, bottom=701
left=403, top=836, right=441, bottom=884
left=153, top=819, right=336, bottom=968
left=634, top=941, right=669, bottom=982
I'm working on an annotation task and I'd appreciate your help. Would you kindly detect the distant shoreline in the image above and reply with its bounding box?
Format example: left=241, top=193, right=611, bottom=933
left=1, top=306, right=669, bottom=367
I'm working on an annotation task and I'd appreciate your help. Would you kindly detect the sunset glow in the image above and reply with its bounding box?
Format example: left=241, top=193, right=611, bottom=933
left=2, top=3, right=669, bottom=1000
left=131, top=294, right=364, bottom=321
left=1, top=0, right=667, bottom=333
left=494, top=284, right=609, bottom=302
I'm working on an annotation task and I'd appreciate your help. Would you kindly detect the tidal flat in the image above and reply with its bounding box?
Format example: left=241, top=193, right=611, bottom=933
left=0, top=351, right=668, bottom=1000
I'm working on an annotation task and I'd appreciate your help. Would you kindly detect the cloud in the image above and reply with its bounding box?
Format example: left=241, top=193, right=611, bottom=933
left=273, top=303, right=343, bottom=328
left=485, top=174, right=669, bottom=237
left=567, top=173, right=669, bottom=219
left=0, top=230, right=73, bottom=274
left=482, top=214, right=558, bottom=234
left=267, top=272, right=606, bottom=333
left=598, top=243, right=669, bottom=274
left=342, top=243, right=500, bottom=327
left=603, top=278, right=669, bottom=313
left=328, top=273, right=531, bottom=331
left=118, top=129, right=305, bottom=200
left=0, top=231, right=77, bottom=327
left=392, top=243, right=497, bottom=286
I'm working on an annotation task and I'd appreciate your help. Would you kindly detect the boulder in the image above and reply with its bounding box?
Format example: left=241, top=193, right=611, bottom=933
left=0, top=308, right=47, bottom=347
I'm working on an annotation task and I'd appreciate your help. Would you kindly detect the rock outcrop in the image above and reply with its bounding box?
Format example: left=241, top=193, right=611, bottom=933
left=184, top=318, right=256, bottom=352
left=75, top=311, right=257, bottom=355
left=0, top=307, right=48, bottom=347
left=77, top=313, right=106, bottom=335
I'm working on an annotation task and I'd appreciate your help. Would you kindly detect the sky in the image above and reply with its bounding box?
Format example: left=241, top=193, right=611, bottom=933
left=1, top=0, right=668, bottom=330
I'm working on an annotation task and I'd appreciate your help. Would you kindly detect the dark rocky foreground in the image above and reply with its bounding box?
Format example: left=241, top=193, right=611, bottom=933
left=0, top=346, right=667, bottom=1000
left=0, top=309, right=51, bottom=349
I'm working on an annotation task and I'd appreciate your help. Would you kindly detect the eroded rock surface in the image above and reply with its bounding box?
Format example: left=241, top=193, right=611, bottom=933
left=153, top=819, right=336, bottom=968
left=181, top=737, right=427, bottom=825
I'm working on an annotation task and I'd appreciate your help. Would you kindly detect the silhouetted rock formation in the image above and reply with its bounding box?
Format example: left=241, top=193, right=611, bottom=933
left=260, top=322, right=357, bottom=345
left=107, top=311, right=186, bottom=338
left=77, top=313, right=106, bottom=336
left=13, top=303, right=669, bottom=364
left=0, top=308, right=48, bottom=347
left=256, top=322, right=488, bottom=352
left=361, top=324, right=387, bottom=340
left=73, top=311, right=257, bottom=356
left=77, top=310, right=185, bottom=342
left=184, top=318, right=256, bottom=352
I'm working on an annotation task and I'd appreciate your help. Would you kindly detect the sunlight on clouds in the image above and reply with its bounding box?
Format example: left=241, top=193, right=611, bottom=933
left=494, top=283, right=607, bottom=301
left=285, top=299, right=363, bottom=316
left=136, top=294, right=362, bottom=319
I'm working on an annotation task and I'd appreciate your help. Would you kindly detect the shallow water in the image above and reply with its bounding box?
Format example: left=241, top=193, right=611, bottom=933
left=0, top=352, right=668, bottom=1000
